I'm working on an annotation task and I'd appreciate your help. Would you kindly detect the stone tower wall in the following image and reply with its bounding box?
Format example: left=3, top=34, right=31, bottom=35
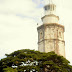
left=37, top=23, right=65, bottom=57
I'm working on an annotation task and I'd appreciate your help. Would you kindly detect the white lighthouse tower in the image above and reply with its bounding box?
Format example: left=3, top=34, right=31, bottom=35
left=37, top=0, right=65, bottom=57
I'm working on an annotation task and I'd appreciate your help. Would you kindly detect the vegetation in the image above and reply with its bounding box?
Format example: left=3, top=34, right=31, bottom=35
left=0, top=49, right=72, bottom=72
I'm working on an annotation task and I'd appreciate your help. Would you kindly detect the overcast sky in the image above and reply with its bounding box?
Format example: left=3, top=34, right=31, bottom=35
left=0, top=0, right=72, bottom=64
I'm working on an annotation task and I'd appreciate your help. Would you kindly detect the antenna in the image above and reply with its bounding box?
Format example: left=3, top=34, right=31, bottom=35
left=49, top=0, right=54, bottom=14
left=49, top=0, right=53, bottom=4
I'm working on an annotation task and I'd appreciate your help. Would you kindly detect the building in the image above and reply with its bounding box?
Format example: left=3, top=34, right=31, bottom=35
left=37, top=0, right=65, bottom=57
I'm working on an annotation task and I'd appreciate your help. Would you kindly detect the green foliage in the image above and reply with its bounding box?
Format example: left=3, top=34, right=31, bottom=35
left=3, top=67, right=18, bottom=72
left=0, top=49, right=72, bottom=72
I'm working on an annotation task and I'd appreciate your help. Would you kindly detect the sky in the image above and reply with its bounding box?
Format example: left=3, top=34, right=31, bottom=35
left=0, top=0, right=72, bottom=64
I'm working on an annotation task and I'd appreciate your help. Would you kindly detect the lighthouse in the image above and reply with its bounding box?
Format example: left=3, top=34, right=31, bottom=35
left=37, top=0, right=65, bottom=57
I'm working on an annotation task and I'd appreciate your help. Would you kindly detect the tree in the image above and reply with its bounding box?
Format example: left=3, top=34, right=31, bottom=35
left=3, top=67, right=17, bottom=72
left=0, top=49, right=72, bottom=72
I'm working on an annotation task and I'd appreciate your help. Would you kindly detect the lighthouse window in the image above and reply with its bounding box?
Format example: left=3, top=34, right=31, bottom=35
left=44, top=5, right=50, bottom=10
left=45, top=6, right=47, bottom=10
left=40, top=32, right=42, bottom=35
left=53, top=6, right=54, bottom=10
left=59, top=32, right=61, bottom=37
left=50, top=5, right=52, bottom=11
left=47, top=5, right=50, bottom=10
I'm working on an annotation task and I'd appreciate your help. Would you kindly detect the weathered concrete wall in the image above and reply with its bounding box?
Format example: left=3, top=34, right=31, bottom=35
left=38, top=29, right=44, bottom=42
left=38, top=41, right=44, bottom=52
left=45, top=40, right=55, bottom=53
left=44, top=25, right=64, bottom=40
left=37, top=24, right=65, bottom=57
left=58, top=41, right=65, bottom=57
